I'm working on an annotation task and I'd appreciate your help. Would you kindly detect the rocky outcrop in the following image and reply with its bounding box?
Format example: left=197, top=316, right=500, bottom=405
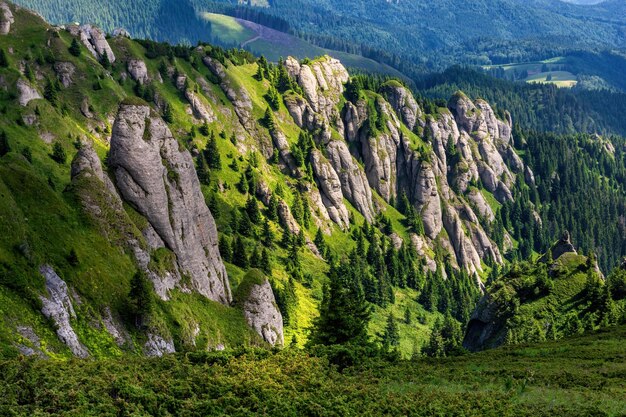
left=39, top=265, right=89, bottom=358
left=185, top=89, right=216, bottom=123
left=71, top=145, right=180, bottom=300
left=310, top=149, right=350, bottom=229
left=54, top=62, right=76, bottom=88
left=109, top=104, right=231, bottom=304
left=413, top=163, right=443, bottom=239
left=462, top=293, right=503, bottom=352
left=270, top=128, right=299, bottom=175
left=67, top=24, right=116, bottom=63
left=71, top=145, right=118, bottom=197
left=0, top=2, right=13, bottom=35
left=127, top=59, right=149, bottom=84
left=540, top=231, right=577, bottom=262
left=289, top=56, right=348, bottom=122
left=15, top=326, right=45, bottom=357
left=380, top=82, right=422, bottom=131
left=16, top=79, right=41, bottom=106
left=278, top=200, right=301, bottom=236
left=326, top=140, right=375, bottom=223
left=442, top=204, right=483, bottom=276
left=237, top=270, right=284, bottom=346
left=144, top=333, right=175, bottom=357
left=204, top=57, right=253, bottom=131
left=102, top=307, right=131, bottom=348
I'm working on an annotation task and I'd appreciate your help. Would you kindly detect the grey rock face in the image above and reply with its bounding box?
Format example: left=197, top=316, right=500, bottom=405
left=443, top=204, right=482, bottom=276
left=413, top=163, right=442, bottom=239
left=326, top=140, right=375, bottom=223
left=39, top=265, right=89, bottom=358
left=127, top=59, right=149, bottom=84
left=204, top=57, right=254, bottom=131
left=278, top=200, right=301, bottom=236
left=67, top=24, right=116, bottom=63
left=295, top=56, right=348, bottom=120
left=185, top=89, right=216, bottom=123
left=380, top=82, right=422, bottom=131
left=54, top=62, right=76, bottom=87
left=270, top=128, right=299, bottom=175
left=0, top=2, right=13, bottom=35
left=16, top=79, right=41, bottom=106
left=71, top=145, right=178, bottom=300
left=102, top=307, right=131, bottom=347
left=241, top=277, right=284, bottom=346
left=144, top=333, right=175, bottom=357
left=71, top=145, right=118, bottom=197
left=110, top=104, right=231, bottom=304
left=310, top=149, right=350, bottom=229
left=16, top=326, right=45, bottom=357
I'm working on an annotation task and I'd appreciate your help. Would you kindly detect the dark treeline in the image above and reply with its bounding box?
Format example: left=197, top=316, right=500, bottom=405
left=419, top=66, right=626, bottom=137
left=495, top=132, right=626, bottom=272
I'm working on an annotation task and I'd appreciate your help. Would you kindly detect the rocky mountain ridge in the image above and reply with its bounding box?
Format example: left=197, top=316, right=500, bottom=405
left=0, top=2, right=537, bottom=358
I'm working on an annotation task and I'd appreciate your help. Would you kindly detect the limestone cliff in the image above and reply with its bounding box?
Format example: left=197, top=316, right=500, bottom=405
left=281, top=58, right=530, bottom=276
left=109, top=103, right=231, bottom=304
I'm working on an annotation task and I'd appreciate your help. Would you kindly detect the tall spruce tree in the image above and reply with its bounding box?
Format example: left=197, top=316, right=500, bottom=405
left=309, top=260, right=371, bottom=346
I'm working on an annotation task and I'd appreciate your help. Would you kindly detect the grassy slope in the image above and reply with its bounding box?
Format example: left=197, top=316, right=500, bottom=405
left=202, top=12, right=405, bottom=77
left=0, top=325, right=624, bottom=416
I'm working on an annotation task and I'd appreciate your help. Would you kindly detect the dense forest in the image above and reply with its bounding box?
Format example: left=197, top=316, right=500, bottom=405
left=419, top=66, right=626, bottom=137
left=12, top=0, right=626, bottom=89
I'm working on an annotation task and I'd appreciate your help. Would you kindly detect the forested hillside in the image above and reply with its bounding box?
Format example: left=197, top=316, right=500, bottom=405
left=420, top=66, right=626, bottom=136
left=0, top=0, right=624, bottom=368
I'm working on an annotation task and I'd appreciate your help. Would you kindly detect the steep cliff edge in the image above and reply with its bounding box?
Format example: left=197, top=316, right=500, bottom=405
left=110, top=103, right=231, bottom=304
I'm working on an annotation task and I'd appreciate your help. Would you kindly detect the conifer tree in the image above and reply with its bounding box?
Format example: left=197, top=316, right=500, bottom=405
left=262, top=218, right=275, bottom=248
left=309, top=260, right=371, bottom=346
left=267, top=194, right=279, bottom=221
left=219, top=236, right=232, bottom=263
left=245, top=196, right=261, bottom=224
left=0, top=130, right=9, bottom=157
left=129, top=271, right=154, bottom=328
left=204, top=131, right=221, bottom=170
left=314, top=227, right=326, bottom=256
left=100, top=51, right=111, bottom=69
left=382, top=312, right=400, bottom=349
left=51, top=142, right=66, bottom=164
left=262, top=107, right=276, bottom=132
left=68, top=38, right=81, bottom=57
left=260, top=248, right=272, bottom=275
left=0, top=48, right=8, bottom=67
left=232, top=236, right=249, bottom=269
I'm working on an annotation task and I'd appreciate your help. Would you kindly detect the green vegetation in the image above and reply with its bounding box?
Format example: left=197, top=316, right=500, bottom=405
left=1, top=326, right=625, bottom=416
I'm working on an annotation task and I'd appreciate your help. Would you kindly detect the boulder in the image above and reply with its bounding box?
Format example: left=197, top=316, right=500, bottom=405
left=236, top=270, right=284, bottom=346
left=16, top=79, right=41, bottom=106
left=127, top=59, right=149, bottom=84
left=54, top=62, right=76, bottom=87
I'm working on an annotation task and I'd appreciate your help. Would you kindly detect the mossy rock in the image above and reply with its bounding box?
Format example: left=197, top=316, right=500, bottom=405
left=234, top=269, right=267, bottom=306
